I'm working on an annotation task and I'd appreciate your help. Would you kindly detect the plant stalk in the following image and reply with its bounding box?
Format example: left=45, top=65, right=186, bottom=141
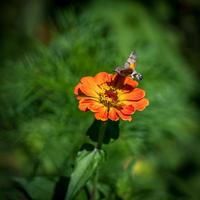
left=91, top=121, right=107, bottom=200
left=96, top=121, right=107, bottom=149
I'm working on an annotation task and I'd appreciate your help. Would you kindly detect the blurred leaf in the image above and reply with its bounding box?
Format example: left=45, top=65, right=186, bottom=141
left=1, top=0, right=200, bottom=199
left=86, top=120, right=120, bottom=144
left=66, top=149, right=104, bottom=200
left=14, top=176, right=55, bottom=200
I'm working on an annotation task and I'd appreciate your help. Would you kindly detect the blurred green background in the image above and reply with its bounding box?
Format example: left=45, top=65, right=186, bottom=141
left=1, top=0, right=200, bottom=199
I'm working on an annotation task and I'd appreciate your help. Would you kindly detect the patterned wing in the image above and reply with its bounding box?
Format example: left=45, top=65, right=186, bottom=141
left=124, top=51, right=137, bottom=70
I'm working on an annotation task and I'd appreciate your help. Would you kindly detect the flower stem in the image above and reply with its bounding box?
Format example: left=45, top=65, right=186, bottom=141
left=90, top=170, right=98, bottom=200
left=90, top=121, right=106, bottom=199
left=96, top=121, right=107, bottom=149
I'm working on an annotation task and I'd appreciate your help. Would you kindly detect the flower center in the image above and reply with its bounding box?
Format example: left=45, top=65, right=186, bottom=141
left=99, top=87, right=118, bottom=107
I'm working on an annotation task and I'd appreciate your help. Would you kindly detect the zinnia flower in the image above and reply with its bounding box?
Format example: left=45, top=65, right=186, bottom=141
left=74, top=72, right=149, bottom=121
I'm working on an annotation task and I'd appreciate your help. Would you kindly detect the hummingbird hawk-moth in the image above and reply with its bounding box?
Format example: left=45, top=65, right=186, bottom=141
left=115, top=51, right=142, bottom=81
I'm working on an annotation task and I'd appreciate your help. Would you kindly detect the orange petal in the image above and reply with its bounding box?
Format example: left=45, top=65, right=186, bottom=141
left=121, top=78, right=138, bottom=92
left=94, top=107, right=108, bottom=121
left=79, top=102, right=90, bottom=112
left=116, top=109, right=132, bottom=121
left=108, top=107, right=119, bottom=121
left=120, top=105, right=135, bottom=115
left=79, top=99, right=90, bottom=111
left=119, top=88, right=145, bottom=101
left=94, top=72, right=112, bottom=85
left=124, top=77, right=138, bottom=88
left=76, top=95, right=94, bottom=101
left=89, top=101, right=104, bottom=112
left=80, top=77, right=101, bottom=98
left=79, top=98, right=97, bottom=111
left=74, top=83, right=82, bottom=95
left=133, top=98, right=149, bottom=111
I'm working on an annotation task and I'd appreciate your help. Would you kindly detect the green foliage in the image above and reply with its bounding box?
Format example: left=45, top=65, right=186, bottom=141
left=0, top=0, right=200, bottom=199
left=66, top=149, right=104, bottom=200
left=14, top=177, right=55, bottom=200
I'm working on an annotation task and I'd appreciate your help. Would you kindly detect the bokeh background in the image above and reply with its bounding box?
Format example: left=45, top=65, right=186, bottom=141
left=1, top=0, right=200, bottom=199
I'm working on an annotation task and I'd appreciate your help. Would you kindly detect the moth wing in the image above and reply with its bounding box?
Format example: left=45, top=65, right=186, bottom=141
left=115, top=66, right=124, bottom=73
left=123, top=62, right=130, bottom=69
left=128, top=51, right=137, bottom=64
left=123, top=51, right=137, bottom=68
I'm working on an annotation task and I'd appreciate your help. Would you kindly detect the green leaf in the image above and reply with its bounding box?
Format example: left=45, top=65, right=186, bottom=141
left=13, top=176, right=55, bottom=200
left=86, top=120, right=120, bottom=144
left=66, top=149, right=104, bottom=200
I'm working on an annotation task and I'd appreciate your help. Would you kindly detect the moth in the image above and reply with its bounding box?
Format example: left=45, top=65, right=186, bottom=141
left=115, top=51, right=143, bottom=81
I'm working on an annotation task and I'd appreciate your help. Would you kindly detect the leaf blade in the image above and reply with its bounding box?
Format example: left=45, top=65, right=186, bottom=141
left=66, top=149, right=104, bottom=200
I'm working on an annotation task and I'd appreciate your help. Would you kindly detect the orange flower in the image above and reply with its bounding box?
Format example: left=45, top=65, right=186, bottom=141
left=74, top=72, right=149, bottom=121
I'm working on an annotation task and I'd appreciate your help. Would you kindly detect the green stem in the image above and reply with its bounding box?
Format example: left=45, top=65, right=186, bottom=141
left=90, top=170, right=98, bottom=200
left=96, top=121, right=107, bottom=149
left=90, top=121, right=107, bottom=200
